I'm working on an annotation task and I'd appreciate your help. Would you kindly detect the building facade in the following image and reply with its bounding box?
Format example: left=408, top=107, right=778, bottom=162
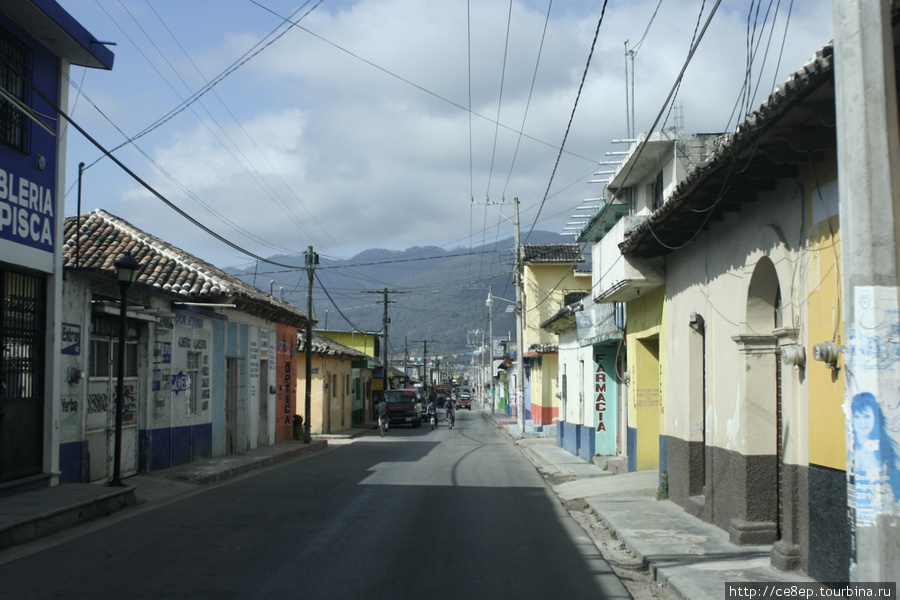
left=619, top=46, right=850, bottom=580
left=297, top=331, right=372, bottom=434
left=59, top=210, right=307, bottom=483
left=0, top=0, right=113, bottom=490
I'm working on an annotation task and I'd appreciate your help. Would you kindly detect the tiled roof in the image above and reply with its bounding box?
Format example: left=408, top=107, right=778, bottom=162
left=521, top=243, right=584, bottom=264
left=620, top=44, right=835, bottom=257
left=298, top=331, right=370, bottom=359
left=63, top=209, right=308, bottom=327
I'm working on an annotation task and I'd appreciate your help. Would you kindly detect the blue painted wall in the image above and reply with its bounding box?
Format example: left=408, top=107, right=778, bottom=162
left=58, top=441, right=88, bottom=483
left=627, top=427, right=637, bottom=472
left=140, top=424, right=213, bottom=472
left=578, top=425, right=596, bottom=462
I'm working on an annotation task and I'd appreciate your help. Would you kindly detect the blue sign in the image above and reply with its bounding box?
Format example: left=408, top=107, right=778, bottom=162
left=61, top=323, right=81, bottom=355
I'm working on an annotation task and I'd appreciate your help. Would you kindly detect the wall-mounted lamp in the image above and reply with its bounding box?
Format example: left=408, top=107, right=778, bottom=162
left=781, top=345, right=806, bottom=369
left=812, top=341, right=840, bottom=369
left=689, top=312, right=705, bottom=333
left=269, top=385, right=277, bottom=395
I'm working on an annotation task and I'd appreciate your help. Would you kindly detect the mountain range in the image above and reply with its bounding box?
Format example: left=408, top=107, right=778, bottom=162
left=228, top=231, right=577, bottom=364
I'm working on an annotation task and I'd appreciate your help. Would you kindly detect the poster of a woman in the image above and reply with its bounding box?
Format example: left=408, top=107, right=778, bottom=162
left=852, top=392, right=900, bottom=525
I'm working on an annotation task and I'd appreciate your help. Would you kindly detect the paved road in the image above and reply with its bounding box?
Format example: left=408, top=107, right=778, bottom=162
left=0, top=411, right=630, bottom=599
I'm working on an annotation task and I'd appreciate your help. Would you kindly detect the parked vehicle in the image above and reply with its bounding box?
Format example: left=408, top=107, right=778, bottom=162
left=384, top=389, right=422, bottom=427
left=456, top=391, right=471, bottom=410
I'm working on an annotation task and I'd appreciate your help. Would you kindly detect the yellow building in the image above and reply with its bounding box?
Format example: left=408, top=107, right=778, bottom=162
left=521, top=244, right=587, bottom=427
left=619, top=46, right=849, bottom=581
left=297, top=332, right=376, bottom=432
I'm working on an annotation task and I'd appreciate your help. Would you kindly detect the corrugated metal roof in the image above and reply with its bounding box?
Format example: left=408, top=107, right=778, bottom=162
left=63, top=209, right=308, bottom=326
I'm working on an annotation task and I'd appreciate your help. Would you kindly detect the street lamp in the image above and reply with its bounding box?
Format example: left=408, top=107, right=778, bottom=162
left=111, top=253, right=140, bottom=486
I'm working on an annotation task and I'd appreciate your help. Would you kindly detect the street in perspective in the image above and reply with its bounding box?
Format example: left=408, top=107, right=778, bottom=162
left=2, top=1, right=899, bottom=596
left=0, top=409, right=642, bottom=600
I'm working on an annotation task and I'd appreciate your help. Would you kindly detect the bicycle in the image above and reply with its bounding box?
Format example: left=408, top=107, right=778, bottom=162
left=429, top=412, right=437, bottom=430
left=378, top=415, right=388, bottom=437
left=447, top=410, right=455, bottom=429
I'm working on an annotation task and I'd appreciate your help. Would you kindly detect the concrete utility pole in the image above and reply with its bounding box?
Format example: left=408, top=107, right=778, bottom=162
left=304, top=246, right=317, bottom=444
left=514, top=198, right=526, bottom=434
left=486, top=287, right=494, bottom=413
left=832, top=0, right=900, bottom=582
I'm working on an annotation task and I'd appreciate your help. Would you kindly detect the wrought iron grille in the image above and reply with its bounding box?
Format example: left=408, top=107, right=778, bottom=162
left=0, top=268, right=45, bottom=481
left=0, top=26, right=30, bottom=152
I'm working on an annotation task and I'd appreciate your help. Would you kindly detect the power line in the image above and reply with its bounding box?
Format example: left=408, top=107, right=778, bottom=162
left=525, top=0, right=609, bottom=241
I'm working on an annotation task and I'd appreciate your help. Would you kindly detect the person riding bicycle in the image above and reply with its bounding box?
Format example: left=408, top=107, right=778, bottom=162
left=377, top=397, right=389, bottom=431
left=445, top=398, right=455, bottom=426
left=425, top=399, right=437, bottom=426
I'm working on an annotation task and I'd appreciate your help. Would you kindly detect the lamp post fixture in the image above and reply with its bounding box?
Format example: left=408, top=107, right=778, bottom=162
left=111, top=253, right=140, bottom=487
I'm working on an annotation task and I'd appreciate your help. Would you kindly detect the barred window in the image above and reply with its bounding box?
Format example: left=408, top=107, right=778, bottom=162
left=0, top=26, right=30, bottom=152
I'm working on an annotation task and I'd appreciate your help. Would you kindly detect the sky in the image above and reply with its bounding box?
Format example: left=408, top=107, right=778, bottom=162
left=58, top=0, right=835, bottom=271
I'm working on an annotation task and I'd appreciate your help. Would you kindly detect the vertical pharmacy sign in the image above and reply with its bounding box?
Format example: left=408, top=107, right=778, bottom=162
left=593, top=348, right=617, bottom=455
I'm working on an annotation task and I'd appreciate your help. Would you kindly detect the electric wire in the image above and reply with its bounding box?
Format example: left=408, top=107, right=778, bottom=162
left=501, top=0, right=552, bottom=199
left=524, top=0, right=609, bottom=241
left=144, top=0, right=343, bottom=254
left=87, top=0, right=323, bottom=169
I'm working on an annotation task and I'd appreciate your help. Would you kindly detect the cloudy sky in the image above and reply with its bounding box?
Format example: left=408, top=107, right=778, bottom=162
left=59, top=0, right=834, bottom=271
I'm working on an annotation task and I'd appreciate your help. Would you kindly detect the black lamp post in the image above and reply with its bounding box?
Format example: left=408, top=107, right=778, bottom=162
left=111, top=253, right=140, bottom=486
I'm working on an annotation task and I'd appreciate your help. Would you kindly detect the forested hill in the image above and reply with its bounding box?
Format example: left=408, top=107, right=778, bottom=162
left=228, top=231, right=578, bottom=363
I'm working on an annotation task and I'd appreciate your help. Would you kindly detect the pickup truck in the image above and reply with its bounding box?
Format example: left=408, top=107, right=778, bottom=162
left=384, top=389, right=422, bottom=427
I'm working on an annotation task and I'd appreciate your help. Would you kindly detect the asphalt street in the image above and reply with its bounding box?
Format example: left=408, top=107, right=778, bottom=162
left=0, top=410, right=630, bottom=599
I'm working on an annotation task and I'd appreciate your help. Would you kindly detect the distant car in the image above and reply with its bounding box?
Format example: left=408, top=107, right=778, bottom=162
left=456, top=391, right=471, bottom=410
left=384, top=389, right=422, bottom=427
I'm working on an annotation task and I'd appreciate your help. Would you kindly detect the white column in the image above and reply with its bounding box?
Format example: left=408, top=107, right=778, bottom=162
left=833, top=0, right=900, bottom=582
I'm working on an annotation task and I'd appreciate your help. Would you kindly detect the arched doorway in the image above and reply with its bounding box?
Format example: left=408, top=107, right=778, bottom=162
left=729, top=256, right=781, bottom=545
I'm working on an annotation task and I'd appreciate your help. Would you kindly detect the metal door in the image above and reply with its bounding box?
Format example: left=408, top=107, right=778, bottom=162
left=0, top=269, right=45, bottom=482
left=86, top=317, right=139, bottom=482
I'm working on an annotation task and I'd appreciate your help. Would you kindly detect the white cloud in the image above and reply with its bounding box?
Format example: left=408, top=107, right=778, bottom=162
left=61, top=0, right=833, bottom=268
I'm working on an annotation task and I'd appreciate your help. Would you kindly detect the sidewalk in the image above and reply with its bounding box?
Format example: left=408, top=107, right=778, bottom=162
left=487, top=411, right=814, bottom=600
left=0, top=424, right=372, bottom=552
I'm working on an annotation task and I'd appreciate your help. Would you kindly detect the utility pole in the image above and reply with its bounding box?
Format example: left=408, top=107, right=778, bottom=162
left=486, top=286, right=494, bottom=413
left=833, top=0, right=900, bottom=582
left=362, top=289, right=407, bottom=397
left=403, top=336, right=409, bottom=385
left=413, top=339, right=438, bottom=395
left=514, top=198, right=526, bottom=434
left=304, top=246, right=318, bottom=444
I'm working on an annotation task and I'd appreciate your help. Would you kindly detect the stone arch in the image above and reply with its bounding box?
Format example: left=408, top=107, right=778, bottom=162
left=729, top=255, right=781, bottom=545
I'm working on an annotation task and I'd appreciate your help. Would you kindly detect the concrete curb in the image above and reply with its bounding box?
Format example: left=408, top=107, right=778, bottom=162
left=165, top=440, right=329, bottom=485
left=0, top=485, right=136, bottom=551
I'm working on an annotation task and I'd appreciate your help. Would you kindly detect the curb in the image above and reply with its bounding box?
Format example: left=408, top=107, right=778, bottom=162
left=165, top=440, right=329, bottom=485
left=0, top=485, right=136, bottom=551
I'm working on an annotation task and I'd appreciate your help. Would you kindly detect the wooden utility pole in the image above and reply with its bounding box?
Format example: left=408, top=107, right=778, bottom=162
left=412, top=339, right=439, bottom=394
left=304, top=246, right=318, bottom=443
left=362, top=289, right=407, bottom=395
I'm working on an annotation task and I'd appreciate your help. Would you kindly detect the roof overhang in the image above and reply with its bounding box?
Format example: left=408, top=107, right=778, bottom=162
left=620, top=46, right=835, bottom=259
left=3, top=0, right=115, bottom=69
